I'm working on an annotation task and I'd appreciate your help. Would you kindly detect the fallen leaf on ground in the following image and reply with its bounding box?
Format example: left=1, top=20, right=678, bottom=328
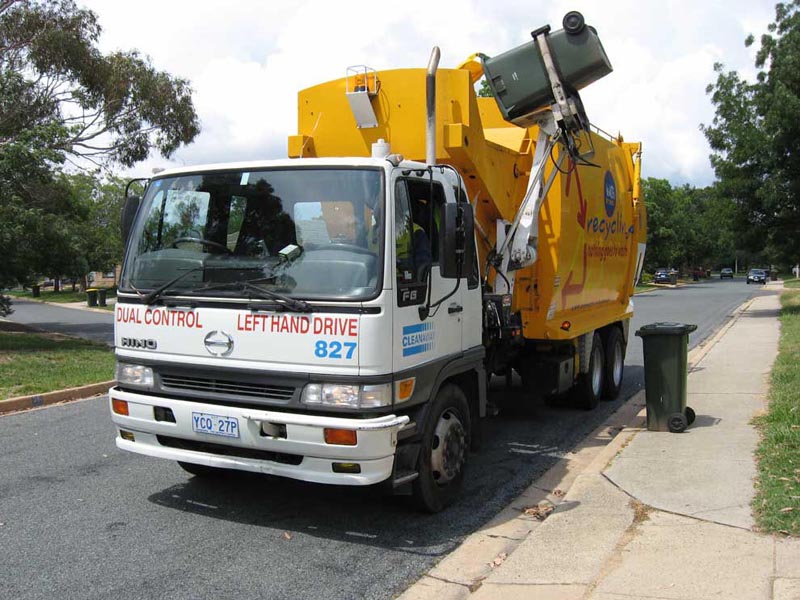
left=489, top=552, right=507, bottom=568
left=523, top=501, right=555, bottom=520
left=779, top=507, right=794, bottom=513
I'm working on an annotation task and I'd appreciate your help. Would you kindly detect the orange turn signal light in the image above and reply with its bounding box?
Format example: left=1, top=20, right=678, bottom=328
left=396, top=378, right=416, bottom=402
left=324, top=428, right=357, bottom=446
left=112, top=399, right=129, bottom=416
left=560, top=321, right=572, bottom=331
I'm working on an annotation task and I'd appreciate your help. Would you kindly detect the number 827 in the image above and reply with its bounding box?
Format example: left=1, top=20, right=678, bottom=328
left=314, top=340, right=357, bottom=359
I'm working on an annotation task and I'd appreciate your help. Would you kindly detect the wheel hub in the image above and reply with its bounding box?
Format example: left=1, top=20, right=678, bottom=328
left=612, top=341, right=623, bottom=386
left=591, top=345, right=603, bottom=396
left=430, top=408, right=466, bottom=485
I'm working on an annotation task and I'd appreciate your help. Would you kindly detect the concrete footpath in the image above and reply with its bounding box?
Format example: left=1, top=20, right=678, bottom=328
left=401, top=283, right=800, bottom=600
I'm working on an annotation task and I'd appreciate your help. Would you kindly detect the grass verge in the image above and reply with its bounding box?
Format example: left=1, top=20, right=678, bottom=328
left=635, top=284, right=657, bottom=294
left=0, top=329, right=115, bottom=399
left=783, top=278, right=800, bottom=290
left=753, top=288, right=800, bottom=535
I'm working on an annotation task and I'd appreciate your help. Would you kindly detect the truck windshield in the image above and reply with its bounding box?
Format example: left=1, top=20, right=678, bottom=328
left=120, top=168, right=384, bottom=301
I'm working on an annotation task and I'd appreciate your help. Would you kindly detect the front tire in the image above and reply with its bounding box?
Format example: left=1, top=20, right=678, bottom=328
left=412, top=384, right=471, bottom=513
left=572, top=332, right=605, bottom=410
left=602, top=327, right=626, bottom=400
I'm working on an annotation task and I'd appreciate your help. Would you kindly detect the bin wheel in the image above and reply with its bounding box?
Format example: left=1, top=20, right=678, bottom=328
left=572, top=332, right=605, bottom=410
left=667, top=412, right=688, bottom=433
left=684, top=406, right=696, bottom=426
left=412, top=384, right=471, bottom=513
left=562, top=11, right=586, bottom=34
left=602, top=327, right=626, bottom=400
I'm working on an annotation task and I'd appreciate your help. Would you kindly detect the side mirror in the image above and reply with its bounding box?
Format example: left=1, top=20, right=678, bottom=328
left=121, top=195, right=141, bottom=247
left=439, top=202, right=475, bottom=279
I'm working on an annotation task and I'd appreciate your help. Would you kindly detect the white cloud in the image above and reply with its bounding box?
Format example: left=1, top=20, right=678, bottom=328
left=80, top=0, right=776, bottom=186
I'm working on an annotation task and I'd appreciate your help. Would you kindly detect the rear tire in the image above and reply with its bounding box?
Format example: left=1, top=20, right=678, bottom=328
left=572, top=332, right=605, bottom=410
left=412, top=384, right=471, bottom=513
left=602, top=327, right=626, bottom=400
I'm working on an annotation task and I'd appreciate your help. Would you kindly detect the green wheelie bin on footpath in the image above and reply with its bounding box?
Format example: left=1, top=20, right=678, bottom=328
left=635, top=322, right=698, bottom=433
left=86, top=288, right=98, bottom=307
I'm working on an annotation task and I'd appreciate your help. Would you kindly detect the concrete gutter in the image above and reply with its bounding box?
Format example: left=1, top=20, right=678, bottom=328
left=0, top=381, right=114, bottom=415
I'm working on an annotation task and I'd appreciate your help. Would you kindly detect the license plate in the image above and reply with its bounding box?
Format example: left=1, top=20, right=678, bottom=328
left=191, top=412, right=240, bottom=438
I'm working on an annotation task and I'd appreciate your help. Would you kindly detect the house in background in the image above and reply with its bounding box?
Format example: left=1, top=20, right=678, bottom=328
left=87, top=265, right=121, bottom=288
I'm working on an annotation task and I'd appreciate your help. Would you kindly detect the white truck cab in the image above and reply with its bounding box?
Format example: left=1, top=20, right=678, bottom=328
left=111, top=156, right=485, bottom=511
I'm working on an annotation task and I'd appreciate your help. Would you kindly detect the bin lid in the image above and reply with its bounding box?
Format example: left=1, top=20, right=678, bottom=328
left=635, top=322, right=698, bottom=337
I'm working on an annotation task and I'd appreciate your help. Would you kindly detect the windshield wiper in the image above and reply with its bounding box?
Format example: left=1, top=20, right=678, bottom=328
left=188, top=280, right=313, bottom=313
left=140, top=267, right=204, bottom=305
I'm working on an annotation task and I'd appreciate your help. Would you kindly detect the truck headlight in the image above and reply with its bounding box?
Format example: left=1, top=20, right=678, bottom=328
left=115, top=363, right=154, bottom=388
left=301, top=383, right=392, bottom=408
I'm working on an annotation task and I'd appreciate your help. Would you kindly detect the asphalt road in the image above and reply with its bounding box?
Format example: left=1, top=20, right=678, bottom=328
left=4, top=298, right=114, bottom=345
left=0, top=278, right=771, bottom=600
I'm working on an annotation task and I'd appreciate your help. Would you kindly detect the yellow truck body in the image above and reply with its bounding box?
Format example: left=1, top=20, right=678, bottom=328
left=289, top=67, right=645, bottom=344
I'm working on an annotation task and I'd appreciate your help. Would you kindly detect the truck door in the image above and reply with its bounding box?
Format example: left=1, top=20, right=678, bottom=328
left=392, top=173, right=463, bottom=371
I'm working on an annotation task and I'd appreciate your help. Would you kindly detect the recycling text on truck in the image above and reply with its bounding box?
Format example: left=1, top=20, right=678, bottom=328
left=110, top=12, right=646, bottom=512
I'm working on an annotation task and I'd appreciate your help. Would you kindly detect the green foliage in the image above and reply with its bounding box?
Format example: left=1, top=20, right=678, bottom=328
left=477, top=77, right=493, bottom=98
left=753, top=290, right=800, bottom=535
left=0, top=0, right=200, bottom=291
left=703, top=1, right=800, bottom=265
left=0, top=0, right=200, bottom=169
left=641, top=178, right=736, bottom=272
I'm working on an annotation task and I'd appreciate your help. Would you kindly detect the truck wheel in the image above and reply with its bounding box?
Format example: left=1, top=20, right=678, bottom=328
left=178, top=461, right=223, bottom=478
left=602, top=327, right=625, bottom=400
left=572, top=332, right=605, bottom=410
left=412, top=384, right=471, bottom=513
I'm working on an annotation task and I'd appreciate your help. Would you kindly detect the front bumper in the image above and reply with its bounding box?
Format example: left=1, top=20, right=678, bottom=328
left=109, top=387, right=410, bottom=486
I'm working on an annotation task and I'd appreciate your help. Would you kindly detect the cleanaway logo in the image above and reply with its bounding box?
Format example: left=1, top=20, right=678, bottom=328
left=402, top=323, right=435, bottom=357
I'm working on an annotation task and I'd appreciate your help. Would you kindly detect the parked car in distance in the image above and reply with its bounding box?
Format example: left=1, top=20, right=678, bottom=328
left=720, top=268, right=734, bottom=279
left=654, top=268, right=673, bottom=284
left=746, top=268, right=767, bottom=284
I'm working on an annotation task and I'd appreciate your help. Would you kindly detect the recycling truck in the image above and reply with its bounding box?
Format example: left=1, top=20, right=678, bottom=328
left=110, top=12, right=646, bottom=512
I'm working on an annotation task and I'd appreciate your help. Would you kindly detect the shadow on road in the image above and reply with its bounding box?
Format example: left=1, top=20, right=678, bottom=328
left=146, top=367, right=646, bottom=555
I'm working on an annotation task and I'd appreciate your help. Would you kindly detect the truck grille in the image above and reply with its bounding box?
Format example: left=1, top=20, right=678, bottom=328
left=160, top=374, right=295, bottom=401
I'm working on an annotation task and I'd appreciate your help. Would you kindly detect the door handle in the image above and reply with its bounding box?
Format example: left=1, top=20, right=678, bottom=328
left=448, top=303, right=463, bottom=314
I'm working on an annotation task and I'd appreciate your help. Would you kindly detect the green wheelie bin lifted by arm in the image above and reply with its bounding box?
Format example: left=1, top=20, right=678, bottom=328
left=635, top=322, right=698, bottom=433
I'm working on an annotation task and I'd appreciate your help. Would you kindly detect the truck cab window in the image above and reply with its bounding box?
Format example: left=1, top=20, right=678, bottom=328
left=123, top=168, right=384, bottom=300
left=395, top=181, right=421, bottom=284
